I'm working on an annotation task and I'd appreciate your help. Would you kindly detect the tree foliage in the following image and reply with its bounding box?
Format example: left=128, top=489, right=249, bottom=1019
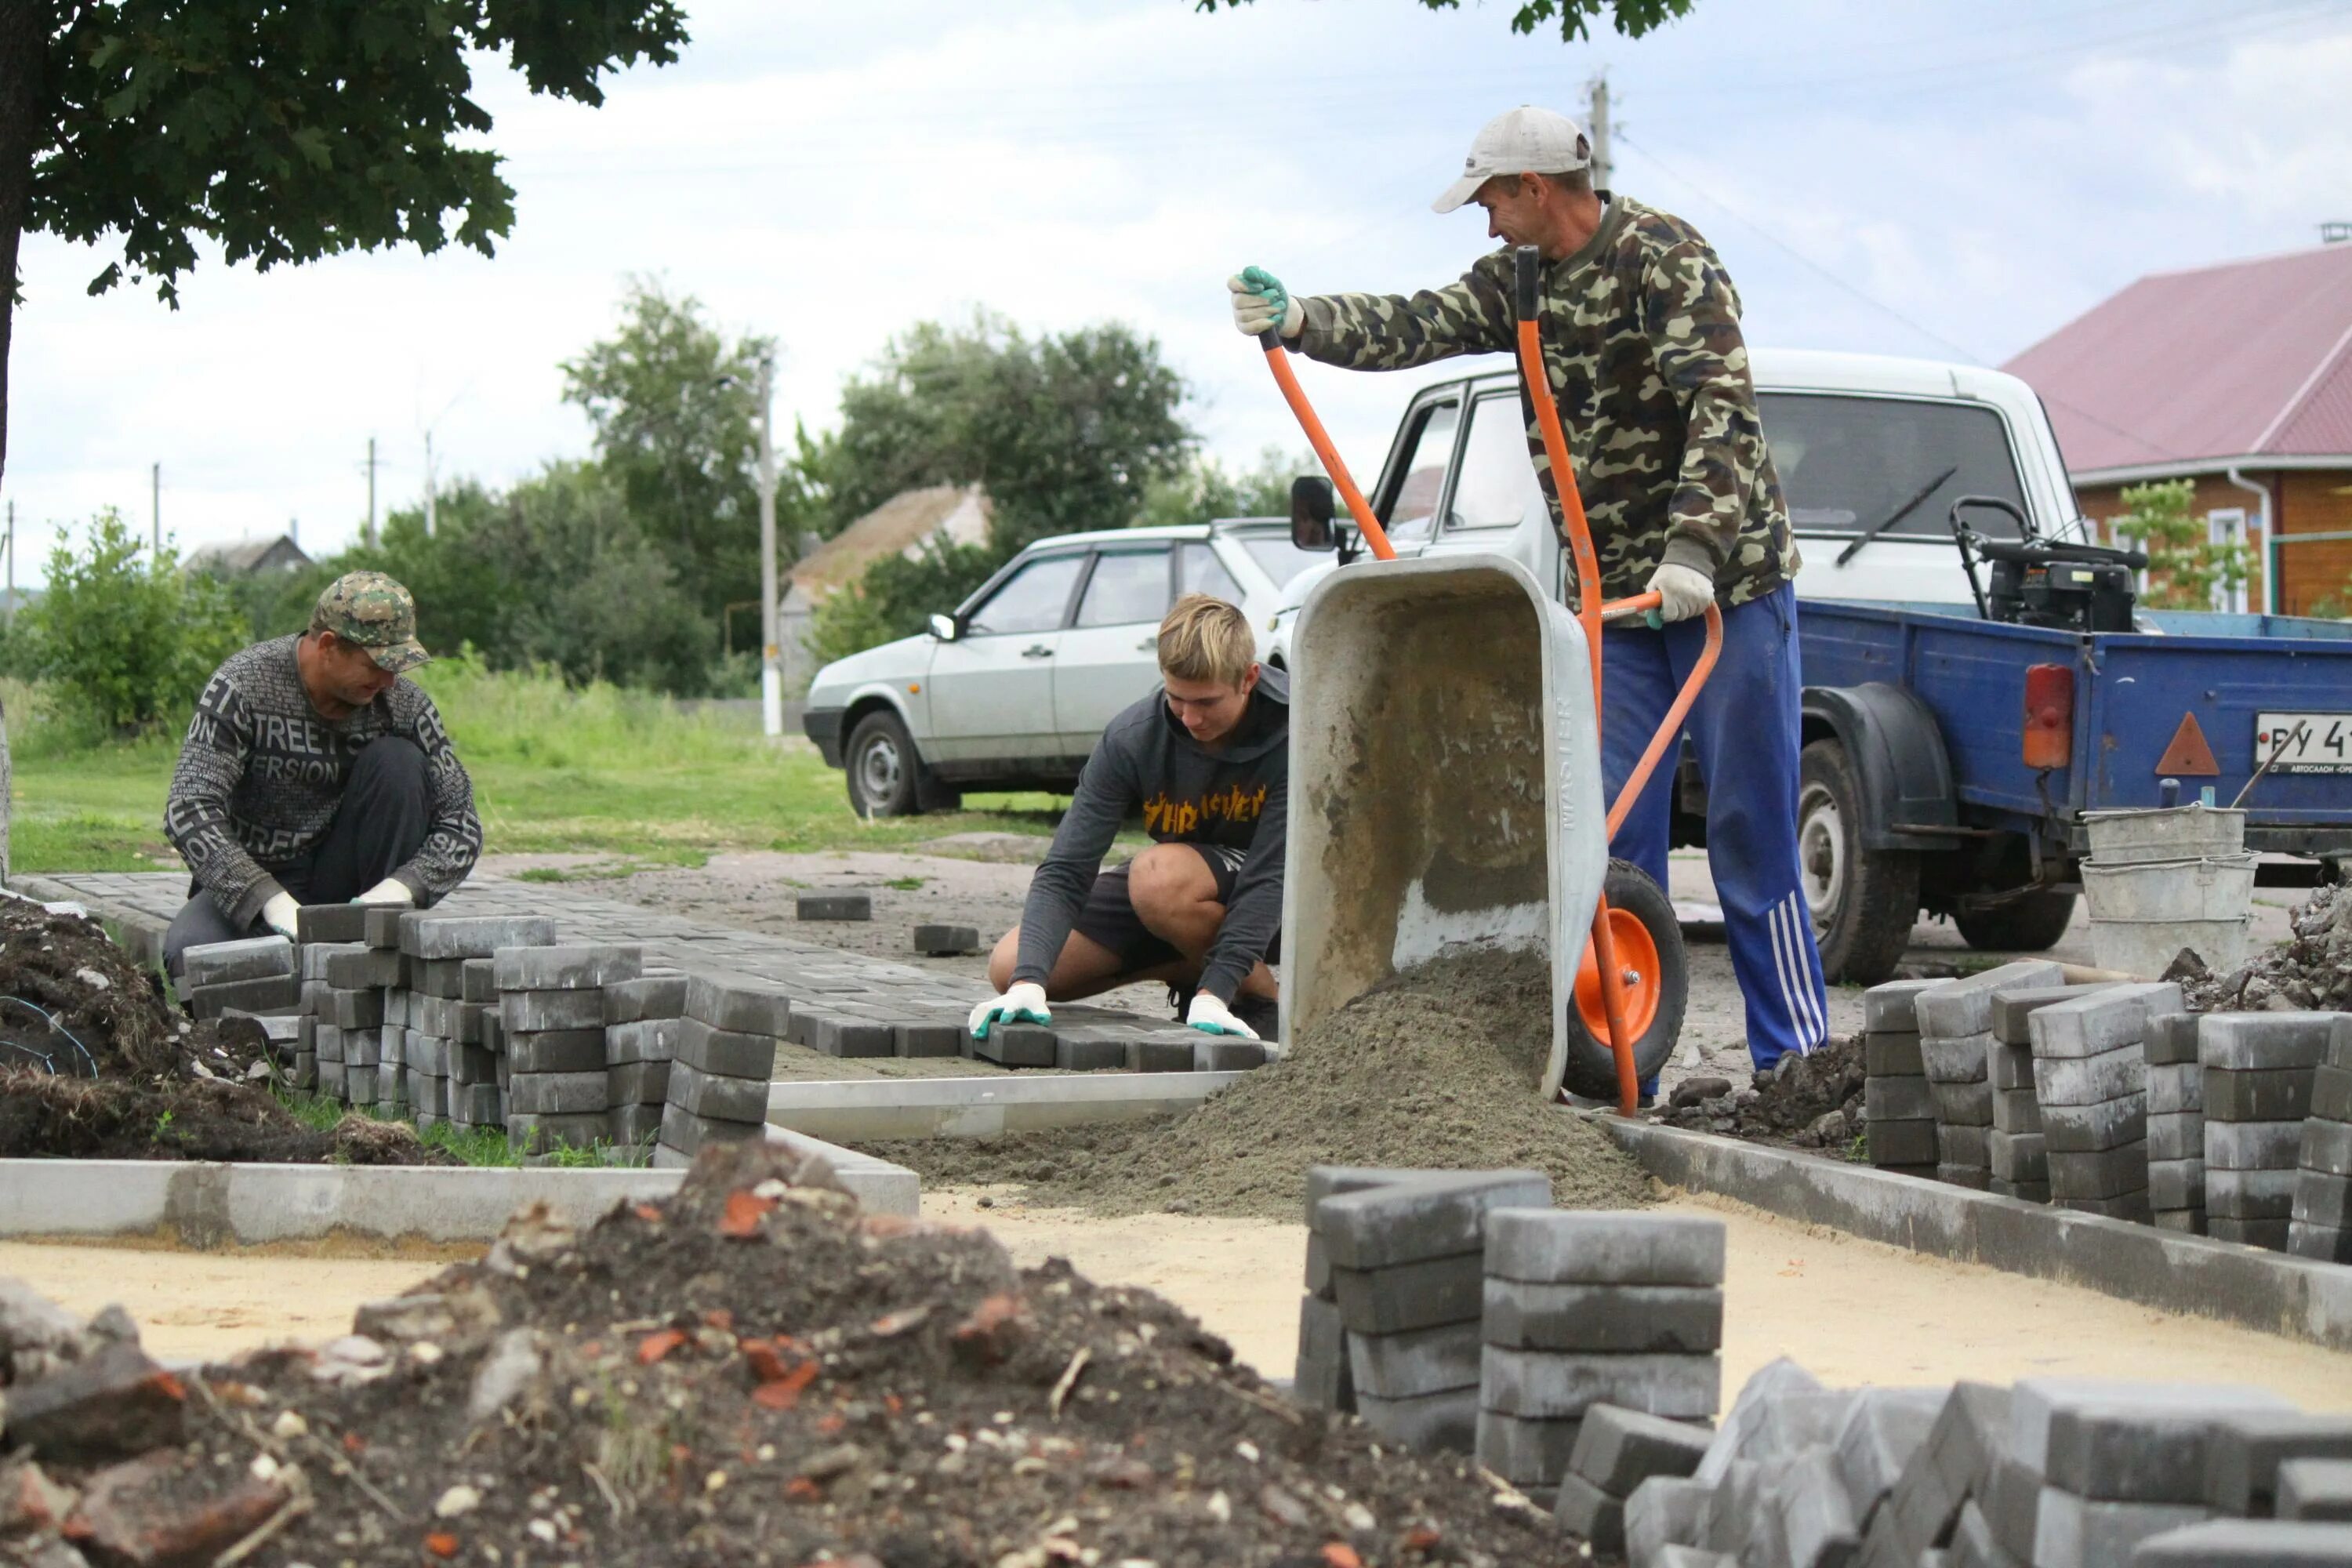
left=1196, top=0, right=1693, bottom=40
left=824, top=314, right=1193, bottom=557
left=806, top=537, right=1002, bottom=671
left=2113, top=479, right=2250, bottom=613
left=1138, top=447, right=1314, bottom=531
left=561, top=277, right=821, bottom=619
left=2, top=0, right=689, bottom=485
left=18, top=508, right=248, bottom=733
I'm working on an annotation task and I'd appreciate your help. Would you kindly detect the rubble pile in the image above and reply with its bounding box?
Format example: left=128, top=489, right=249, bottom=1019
left=2183, top=883, right=2352, bottom=1014
left=0, top=1143, right=1579, bottom=1566
left=0, top=900, right=437, bottom=1163
left=1649, top=1033, right=1864, bottom=1153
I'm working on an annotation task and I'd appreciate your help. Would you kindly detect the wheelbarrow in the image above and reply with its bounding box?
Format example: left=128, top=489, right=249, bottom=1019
left=1259, top=245, right=1722, bottom=1111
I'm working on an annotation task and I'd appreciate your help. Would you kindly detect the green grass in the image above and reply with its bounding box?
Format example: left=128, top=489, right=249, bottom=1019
left=274, top=1087, right=650, bottom=1167
left=5, top=665, right=1083, bottom=874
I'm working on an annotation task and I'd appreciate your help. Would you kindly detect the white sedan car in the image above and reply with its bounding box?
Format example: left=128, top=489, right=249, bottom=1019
left=803, top=520, right=1323, bottom=816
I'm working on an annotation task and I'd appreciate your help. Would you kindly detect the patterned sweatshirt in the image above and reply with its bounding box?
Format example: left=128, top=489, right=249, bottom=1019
left=164, top=635, right=482, bottom=923
left=1296, top=194, right=1800, bottom=608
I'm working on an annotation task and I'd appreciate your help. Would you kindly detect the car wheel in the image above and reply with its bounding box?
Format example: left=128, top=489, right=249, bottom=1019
left=1955, top=891, right=2078, bottom=953
left=1798, top=738, right=1919, bottom=985
left=845, top=711, right=924, bottom=818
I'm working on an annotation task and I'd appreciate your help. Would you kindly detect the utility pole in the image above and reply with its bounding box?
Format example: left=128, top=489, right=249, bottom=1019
left=365, top=437, right=379, bottom=547
left=753, top=354, right=783, bottom=739
left=423, top=430, right=437, bottom=539
left=151, top=462, right=161, bottom=554
left=1587, top=71, right=1613, bottom=194
left=5, top=500, right=13, bottom=626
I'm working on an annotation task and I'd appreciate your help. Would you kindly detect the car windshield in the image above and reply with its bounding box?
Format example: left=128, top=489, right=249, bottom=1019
left=1760, top=392, right=2027, bottom=539
left=1236, top=533, right=1328, bottom=587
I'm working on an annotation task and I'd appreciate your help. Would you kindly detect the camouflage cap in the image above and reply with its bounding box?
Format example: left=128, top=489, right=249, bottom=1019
left=314, top=571, right=430, bottom=673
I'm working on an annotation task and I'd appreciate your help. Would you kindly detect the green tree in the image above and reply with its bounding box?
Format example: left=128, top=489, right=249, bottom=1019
left=4, top=0, right=690, bottom=487
left=561, top=277, right=820, bottom=620
left=1198, top=0, right=1693, bottom=38
left=2113, top=479, right=2250, bottom=612
left=17, top=508, right=246, bottom=733
left=826, top=314, right=1194, bottom=556
left=806, top=536, right=1001, bottom=670
left=1138, top=446, right=1315, bottom=530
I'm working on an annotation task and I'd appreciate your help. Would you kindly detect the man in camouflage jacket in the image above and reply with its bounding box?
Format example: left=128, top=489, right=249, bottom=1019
left=161, top=571, right=482, bottom=977
left=1229, top=106, right=1830, bottom=1080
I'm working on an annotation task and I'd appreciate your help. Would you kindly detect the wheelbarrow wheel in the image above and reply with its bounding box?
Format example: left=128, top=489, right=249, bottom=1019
left=1559, top=859, right=1689, bottom=1102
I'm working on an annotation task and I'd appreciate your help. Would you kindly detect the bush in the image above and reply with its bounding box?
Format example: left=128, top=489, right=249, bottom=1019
left=16, top=510, right=249, bottom=735
left=807, top=536, right=1003, bottom=668
left=2114, top=478, right=2250, bottom=612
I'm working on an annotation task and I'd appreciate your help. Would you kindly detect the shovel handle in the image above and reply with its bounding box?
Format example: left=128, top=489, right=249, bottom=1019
left=1258, top=330, right=1396, bottom=561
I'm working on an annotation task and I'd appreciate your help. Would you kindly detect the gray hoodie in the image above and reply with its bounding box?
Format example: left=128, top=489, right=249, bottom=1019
left=1012, top=667, right=1287, bottom=1003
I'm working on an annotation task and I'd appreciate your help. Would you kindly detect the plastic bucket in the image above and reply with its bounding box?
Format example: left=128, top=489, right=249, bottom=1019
left=2082, top=804, right=2247, bottom=867
left=1280, top=554, right=1608, bottom=1102
left=2089, top=916, right=2250, bottom=980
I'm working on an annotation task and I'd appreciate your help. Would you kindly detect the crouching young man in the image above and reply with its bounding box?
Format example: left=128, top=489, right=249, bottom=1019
left=970, top=594, right=1285, bottom=1043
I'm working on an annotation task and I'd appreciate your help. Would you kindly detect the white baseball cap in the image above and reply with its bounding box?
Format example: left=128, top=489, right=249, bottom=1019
left=1430, top=106, right=1592, bottom=214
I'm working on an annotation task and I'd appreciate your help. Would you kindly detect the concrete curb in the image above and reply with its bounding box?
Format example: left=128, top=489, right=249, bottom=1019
left=1593, top=1114, right=2352, bottom=1352
left=0, top=1129, right=917, bottom=1247
left=767, top=1071, right=1247, bottom=1141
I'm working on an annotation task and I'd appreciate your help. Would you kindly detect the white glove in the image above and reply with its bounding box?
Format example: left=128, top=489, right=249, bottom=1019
left=353, top=878, right=415, bottom=906
left=1229, top=268, right=1303, bottom=339
left=968, top=981, right=1051, bottom=1040
left=1645, top=561, right=1715, bottom=624
left=260, top=891, right=300, bottom=939
left=1186, top=992, right=1260, bottom=1040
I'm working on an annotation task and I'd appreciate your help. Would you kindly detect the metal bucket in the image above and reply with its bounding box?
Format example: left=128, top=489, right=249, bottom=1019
left=2082, top=804, right=2247, bottom=866
left=2082, top=851, right=2258, bottom=978
left=1279, top=555, right=1608, bottom=1101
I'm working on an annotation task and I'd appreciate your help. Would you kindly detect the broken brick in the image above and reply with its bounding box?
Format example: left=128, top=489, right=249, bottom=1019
left=719, top=1189, right=776, bottom=1240
left=3, top=1342, right=185, bottom=1463
left=949, top=1294, right=1030, bottom=1368
left=637, top=1329, right=687, bottom=1366
left=64, top=1452, right=285, bottom=1568
left=0, top=1458, right=77, bottom=1537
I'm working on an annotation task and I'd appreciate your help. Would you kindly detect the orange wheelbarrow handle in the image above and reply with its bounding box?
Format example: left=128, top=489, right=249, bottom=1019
left=1258, top=330, right=1398, bottom=562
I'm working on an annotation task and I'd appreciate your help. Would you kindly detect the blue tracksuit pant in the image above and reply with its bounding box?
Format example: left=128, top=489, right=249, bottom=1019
left=1600, top=581, right=1830, bottom=1077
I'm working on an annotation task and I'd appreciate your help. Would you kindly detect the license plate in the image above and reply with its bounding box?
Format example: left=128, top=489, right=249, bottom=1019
left=2256, top=712, right=2352, bottom=774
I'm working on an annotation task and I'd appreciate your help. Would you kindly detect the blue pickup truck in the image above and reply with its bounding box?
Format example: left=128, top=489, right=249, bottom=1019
left=1271, top=349, right=2352, bottom=983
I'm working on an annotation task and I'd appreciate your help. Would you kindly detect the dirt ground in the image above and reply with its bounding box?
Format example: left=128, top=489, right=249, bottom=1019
left=21, top=1189, right=2352, bottom=1408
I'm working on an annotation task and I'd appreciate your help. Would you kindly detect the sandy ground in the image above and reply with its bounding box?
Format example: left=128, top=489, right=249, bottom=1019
left=12, top=1189, right=2352, bottom=1408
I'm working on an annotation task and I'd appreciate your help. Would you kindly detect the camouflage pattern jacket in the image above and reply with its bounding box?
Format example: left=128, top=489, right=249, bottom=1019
left=165, top=635, right=484, bottom=924
left=1296, top=195, right=1799, bottom=608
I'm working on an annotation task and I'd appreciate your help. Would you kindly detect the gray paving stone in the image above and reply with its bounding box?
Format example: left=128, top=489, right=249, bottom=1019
left=1483, top=1280, right=1723, bottom=1354
left=1868, top=1077, right=1936, bottom=1122
left=2043, top=1097, right=2147, bottom=1154
left=2025, top=983, right=2182, bottom=1059
left=1125, top=1037, right=1194, bottom=1072
left=454, top=1044, right=497, bottom=1085
left=1352, top=1386, right=1475, bottom=1454
left=2205, top=1215, right=2289, bottom=1248
left=1625, top=1475, right=1711, bottom=1566
left=507, top=1070, right=608, bottom=1116
left=188, top=975, right=300, bottom=1018
left=1889, top=1383, right=2009, bottom=1551
left=416, top=959, right=466, bottom=998
left=1296, top=1290, right=1343, bottom=1365
left=295, top=904, right=371, bottom=945
left=2337, top=1015, right=2352, bottom=1073
left=405, top=1034, right=449, bottom=1076
left=1555, top=1471, right=1627, bottom=1553
left=895, top=1021, right=965, bottom=1058
left=685, top=972, right=794, bottom=1035
left=493, top=943, right=644, bottom=990
left=1835, top=1388, right=1947, bottom=1523
left=1992, top=1087, right=2043, bottom=1136
left=461, top=959, right=499, bottom=1003
left=1292, top=1348, right=1352, bottom=1414
left=1934, top=1080, right=1996, bottom=1127
left=2152, top=1210, right=2207, bottom=1234
left=658, top=1100, right=764, bottom=1156
left=2207, top=1120, right=2304, bottom=1171
left=2148, top=1114, right=2204, bottom=1162
left=1939, top=1125, right=1991, bottom=1166
left=2148, top=1158, right=2205, bottom=1210
left=1868, top=1120, right=1938, bottom=1166
left=1305, top=1167, right=1425, bottom=1226
left=668, top=1060, right=771, bottom=1123
left=1990, top=1044, right=2037, bottom=1093
left=1986, top=1453, right=2044, bottom=1563
left=2293, top=1171, right=2352, bottom=1230
left=607, top=1018, right=681, bottom=1066
left=182, top=935, right=295, bottom=987
left=363, top=906, right=406, bottom=948
left=676, top=1018, right=779, bottom=1079
left=1912, top=962, right=2066, bottom=1038
left=2143, top=1011, right=2201, bottom=1068
left=1988, top=1130, right=2049, bottom=1184
left=411, top=992, right=474, bottom=1039
left=410, top=1071, right=449, bottom=1116
left=912, top=924, right=980, bottom=955
left=2045, top=1388, right=2295, bottom=1502
left=972, top=1023, right=1057, bottom=1067
left=1479, top=1348, right=1720, bottom=1421
left=2308, top=1121, right=2352, bottom=1180
left=807, top=1013, right=894, bottom=1058
left=2147, top=1064, right=2203, bottom=1115
left=1318, top=1172, right=1552, bottom=1271
left=2130, top=1519, right=2352, bottom=1564
left=2207, top=1067, right=2316, bottom=1123
left=1774, top=1443, right=1862, bottom=1568
left=2033, top=1489, right=2209, bottom=1568
left=1864, top=979, right=1946, bottom=1032
left=505, top=1029, right=607, bottom=1074
left=330, top=988, right=384, bottom=1029
left=797, top=892, right=872, bottom=922
left=1345, top=1319, right=1482, bottom=1398
left=501, top=989, right=606, bottom=1033
left=608, top=1059, right=670, bottom=1107
left=1329, top=1253, right=1481, bottom=1335
left=2201, top=1013, right=2338, bottom=1072
left=1569, top=1402, right=1713, bottom=1494
left=2278, top=1459, right=2352, bottom=1523
left=2049, top=1142, right=2148, bottom=1201
left=2034, top=1046, right=2146, bottom=1107
left=605, top=974, right=688, bottom=1024
left=1484, top=1209, right=1723, bottom=1287
left=1867, top=1033, right=1926, bottom=1076
left=1991, top=984, right=2122, bottom=1046
left=1477, top=1408, right=1581, bottom=1485
left=405, top=914, right=557, bottom=960
left=1921, top=1033, right=1993, bottom=1084
left=2317, top=1067, right=2352, bottom=1123
left=1194, top=1036, right=1268, bottom=1070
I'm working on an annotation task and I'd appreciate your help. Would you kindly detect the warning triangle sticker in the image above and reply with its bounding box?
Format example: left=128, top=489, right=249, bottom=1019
left=2155, top=712, right=2220, bottom=777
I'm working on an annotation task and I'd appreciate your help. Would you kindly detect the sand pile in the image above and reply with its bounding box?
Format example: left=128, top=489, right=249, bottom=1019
left=866, top=946, right=1652, bottom=1220
left=0, top=1142, right=1577, bottom=1566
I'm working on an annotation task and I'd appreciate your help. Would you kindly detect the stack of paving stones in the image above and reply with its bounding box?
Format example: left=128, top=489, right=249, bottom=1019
left=496, top=940, right=642, bottom=1152
left=2201, top=1012, right=2336, bottom=1250
left=2145, top=1012, right=2208, bottom=1235
left=1984, top=985, right=2122, bottom=1203
left=657, top=971, right=794, bottom=1167
left=2027, top=983, right=2181, bottom=1225
left=1915, top=961, right=2063, bottom=1191
left=405, top=913, right=559, bottom=1131
left=1295, top=1167, right=1552, bottom=1456
left=605, top=968, right=688, bottom=1149
left=2292, top=1018, right=2352, bottom=1263
left=1862, top=978, right=1942, bottom=1179
left=175, top=934, right=299, bottom=1020
left=1613, top=1367, right=2352, bottom=1568
left=1472, top=1211, right=1722, bottom=1542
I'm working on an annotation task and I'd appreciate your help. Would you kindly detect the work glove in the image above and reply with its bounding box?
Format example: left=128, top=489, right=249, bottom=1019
left=1186, top=992, right=1260, bottom=1040
left=1644, top=561, right=1715, bottom=626
left=354, top=878, right=415, bottom=906
left=1229, top=267, right=1304, bottom=339
left=260, top=891, right=300, bottom=940
left=968, top=981, right=1051, bottom=1040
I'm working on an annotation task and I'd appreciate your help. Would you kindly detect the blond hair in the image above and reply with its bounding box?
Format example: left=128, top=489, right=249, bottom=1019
left=1157, top=594, right=1256, bottom=687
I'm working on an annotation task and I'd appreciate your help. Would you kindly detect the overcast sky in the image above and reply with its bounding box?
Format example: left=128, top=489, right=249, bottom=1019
left=7, top=0, right=2347, bottom=584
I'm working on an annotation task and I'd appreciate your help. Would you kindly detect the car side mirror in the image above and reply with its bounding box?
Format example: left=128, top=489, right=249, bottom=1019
left=1290, top=476, right=1336, bottom=551
left=927, top=613, right=960, bottom=642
